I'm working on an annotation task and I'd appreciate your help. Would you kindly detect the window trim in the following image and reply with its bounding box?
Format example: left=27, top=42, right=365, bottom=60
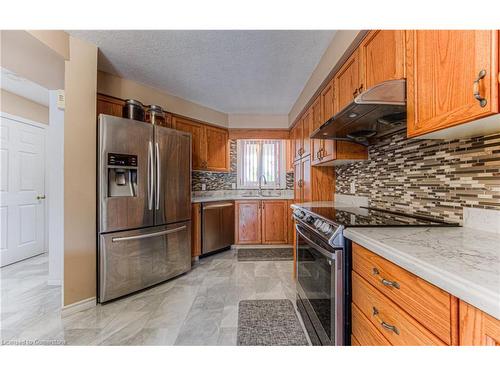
left=236, top=139, right=286, bottom=190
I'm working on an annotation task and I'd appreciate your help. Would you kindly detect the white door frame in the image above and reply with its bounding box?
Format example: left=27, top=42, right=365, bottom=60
left=0, top=112, right=47, bottom=265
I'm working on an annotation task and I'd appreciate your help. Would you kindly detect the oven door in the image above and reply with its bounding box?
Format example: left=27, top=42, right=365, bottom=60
left=296, top=223, right=343, bottom=346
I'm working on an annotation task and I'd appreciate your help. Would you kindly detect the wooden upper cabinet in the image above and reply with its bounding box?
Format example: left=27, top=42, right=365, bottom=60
left=204, top=125, right=229, bottom=171
left=96, top=94, right=124, bottom=118
left=172, top=116, right=229, bottom=172
left=262, top=200, right=288, bottom=244
left=172, top=116, right=204, bottom=170
left=235, top=200, right=262, bottom=244
left=311, top=96, right=323, bottom=164
left=301, top=108, right=312, bottom=157
left=459, top=300, right=500, bottom=346
left=359, top=30, right=406, bottom=90
left=293, top=119, right=303, bottom=160
left=335, top=50, right=361, bottom=112
left=406, top=30, right=499, bottom=138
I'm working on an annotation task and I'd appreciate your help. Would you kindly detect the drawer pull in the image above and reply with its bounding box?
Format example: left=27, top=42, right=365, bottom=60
left=372, top=307, right=400, bottom=335
left=372, top=267, right=400, bottom=289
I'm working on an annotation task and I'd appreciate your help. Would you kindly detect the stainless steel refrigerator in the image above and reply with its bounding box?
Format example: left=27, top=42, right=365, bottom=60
left=97, top=114, right=192, bottom=302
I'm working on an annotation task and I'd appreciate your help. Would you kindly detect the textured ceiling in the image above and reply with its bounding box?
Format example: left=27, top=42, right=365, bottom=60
left=68, top=30, right=336, bottom=114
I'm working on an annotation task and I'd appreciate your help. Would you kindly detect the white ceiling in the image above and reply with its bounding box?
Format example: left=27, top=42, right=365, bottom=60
left=68, top=30, right=336, bottom=114
left=1, top=67, right=49, bottom=106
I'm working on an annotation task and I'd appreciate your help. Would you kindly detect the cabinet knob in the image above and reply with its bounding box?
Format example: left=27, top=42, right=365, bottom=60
left=473, top=69, right=488, bottom=107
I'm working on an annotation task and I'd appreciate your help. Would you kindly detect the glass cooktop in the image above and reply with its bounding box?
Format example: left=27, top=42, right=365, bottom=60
left=304, top=206, right=459, bottom=227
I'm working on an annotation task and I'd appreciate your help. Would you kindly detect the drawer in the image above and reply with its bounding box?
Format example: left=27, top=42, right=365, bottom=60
left=352, top=271, right=445, bottom=346
left=352, top=243, right=456, bottom=345
left=352, top=303, right=391, bottom=346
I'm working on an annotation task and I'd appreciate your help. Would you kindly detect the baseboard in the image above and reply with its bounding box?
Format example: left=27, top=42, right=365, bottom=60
left=231, top=244, right=293, bottom=249
left=61, top=297, right=96, bottom=317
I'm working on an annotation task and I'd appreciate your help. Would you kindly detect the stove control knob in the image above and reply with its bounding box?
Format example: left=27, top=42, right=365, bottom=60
left=305, top=216, right=315, bottom=224
left=314, top=219, right=323, bottom=229
left=293, top=209, right=305, bottom=219
left=320, top=223, right=334, bottom=235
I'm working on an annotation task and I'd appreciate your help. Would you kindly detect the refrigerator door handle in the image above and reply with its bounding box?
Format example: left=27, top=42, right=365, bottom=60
left=155, top=142, right=160, bottom=210
left=111, top=226, right=187, bottom=242
left=148, top=141, right=154, bottom=210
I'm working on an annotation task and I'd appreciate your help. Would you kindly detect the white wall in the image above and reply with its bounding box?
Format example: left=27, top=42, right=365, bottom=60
left=47, top=90, right=64, bottom=285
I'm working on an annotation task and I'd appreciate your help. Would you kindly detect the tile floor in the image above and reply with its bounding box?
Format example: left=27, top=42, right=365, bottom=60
left=1, top=249, right=299, bottom=345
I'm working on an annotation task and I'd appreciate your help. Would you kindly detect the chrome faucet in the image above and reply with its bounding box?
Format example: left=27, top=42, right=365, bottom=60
left=258, top=174, right=267, bottom=196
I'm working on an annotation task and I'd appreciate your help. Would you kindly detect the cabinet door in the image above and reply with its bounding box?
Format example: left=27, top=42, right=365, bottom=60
left=301, top=107, right=312, bottom=158
left=335, top=50, right=361, bottom=112
left=459, top=300, right=500, bottom=345
left=359, top=30, right=406, bottom=90
left=301, top=156, right=312, bottom=202
left=293, top=121, right=303, bottom=161
left=319, top=78, right=336, bottom=162
left=293, top=161, right=303, bottom=202
left=235, top=200, right=262, bottom=244
left=406, top=30, right=499, bottom=138
left=311, top=96, right=323, bottom=164
left=205, top=125, right=229, bottom=171
left=262, top=200, right=288, bottom=244
left=172, top=116, right=204, bottom=170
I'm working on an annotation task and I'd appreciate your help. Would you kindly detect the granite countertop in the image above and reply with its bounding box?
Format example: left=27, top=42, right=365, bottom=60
left=192, top=190, right=294, bottom=203
left=292, top=200, right=500, bottom=319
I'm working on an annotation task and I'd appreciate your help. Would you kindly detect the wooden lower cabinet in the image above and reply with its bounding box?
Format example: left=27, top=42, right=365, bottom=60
left=262, top=200, right=288, bottom=244
left=352, top=272, right=445, bottom=346
left=235, top=200, right=262, bottom=244
left=352, top=243, right=457, bottom=345
left=191, top=203, right=202, bottom=257
left=459, top=301, right=500, bottom=345
left=351, top=242, right=500, bottom=346
left=235, top=200, right=291, bottom=245
left=351, top=303, right=391, bottom=346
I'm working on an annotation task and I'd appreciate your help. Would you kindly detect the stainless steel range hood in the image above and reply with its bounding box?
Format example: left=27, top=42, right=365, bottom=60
left=310, top=79, right=407, bottom=146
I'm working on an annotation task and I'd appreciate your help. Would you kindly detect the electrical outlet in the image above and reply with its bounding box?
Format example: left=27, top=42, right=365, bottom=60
left=201, top=183, right=206, bottom=191
left=350, top=180, right=356, bottom=194
left=231, top=183, right=236, bottom=189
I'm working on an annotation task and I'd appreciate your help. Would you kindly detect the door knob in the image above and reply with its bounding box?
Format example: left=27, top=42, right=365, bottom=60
left=36, top=195, right=46, bottom=200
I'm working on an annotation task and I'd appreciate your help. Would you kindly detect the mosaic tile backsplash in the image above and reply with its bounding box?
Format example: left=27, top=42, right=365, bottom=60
left=192, top=140, right=294, bottom=191
left=335, top=130, right=500, bottom=223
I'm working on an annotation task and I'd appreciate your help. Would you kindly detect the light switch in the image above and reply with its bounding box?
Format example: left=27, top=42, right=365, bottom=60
left=201, top=183, right=206, bottom=191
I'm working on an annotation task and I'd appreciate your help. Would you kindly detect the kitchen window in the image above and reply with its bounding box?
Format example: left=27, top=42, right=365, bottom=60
left=237, top=139, right=286, bottom=189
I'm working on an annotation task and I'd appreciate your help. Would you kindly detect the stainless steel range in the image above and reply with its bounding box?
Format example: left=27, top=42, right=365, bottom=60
left=292, top=203, right=458, bottom=346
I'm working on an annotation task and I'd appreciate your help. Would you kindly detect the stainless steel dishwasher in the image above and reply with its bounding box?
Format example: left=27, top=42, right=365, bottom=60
left=201, top=201, right=235, bottom=255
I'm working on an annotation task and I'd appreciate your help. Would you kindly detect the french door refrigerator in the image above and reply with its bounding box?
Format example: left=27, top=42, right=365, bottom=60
left=98, top=114, right=192, bottom=302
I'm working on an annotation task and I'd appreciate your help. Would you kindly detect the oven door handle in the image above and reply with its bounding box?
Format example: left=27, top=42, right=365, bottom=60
left=295, top=224, right=337, bottom=260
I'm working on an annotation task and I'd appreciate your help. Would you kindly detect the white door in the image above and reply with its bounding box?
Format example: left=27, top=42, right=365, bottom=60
left=1, top=115, right=46, bottom=266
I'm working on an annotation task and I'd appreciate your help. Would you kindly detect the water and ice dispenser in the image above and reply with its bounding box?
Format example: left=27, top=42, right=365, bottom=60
left=107, top=153, right=138, bottom=197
